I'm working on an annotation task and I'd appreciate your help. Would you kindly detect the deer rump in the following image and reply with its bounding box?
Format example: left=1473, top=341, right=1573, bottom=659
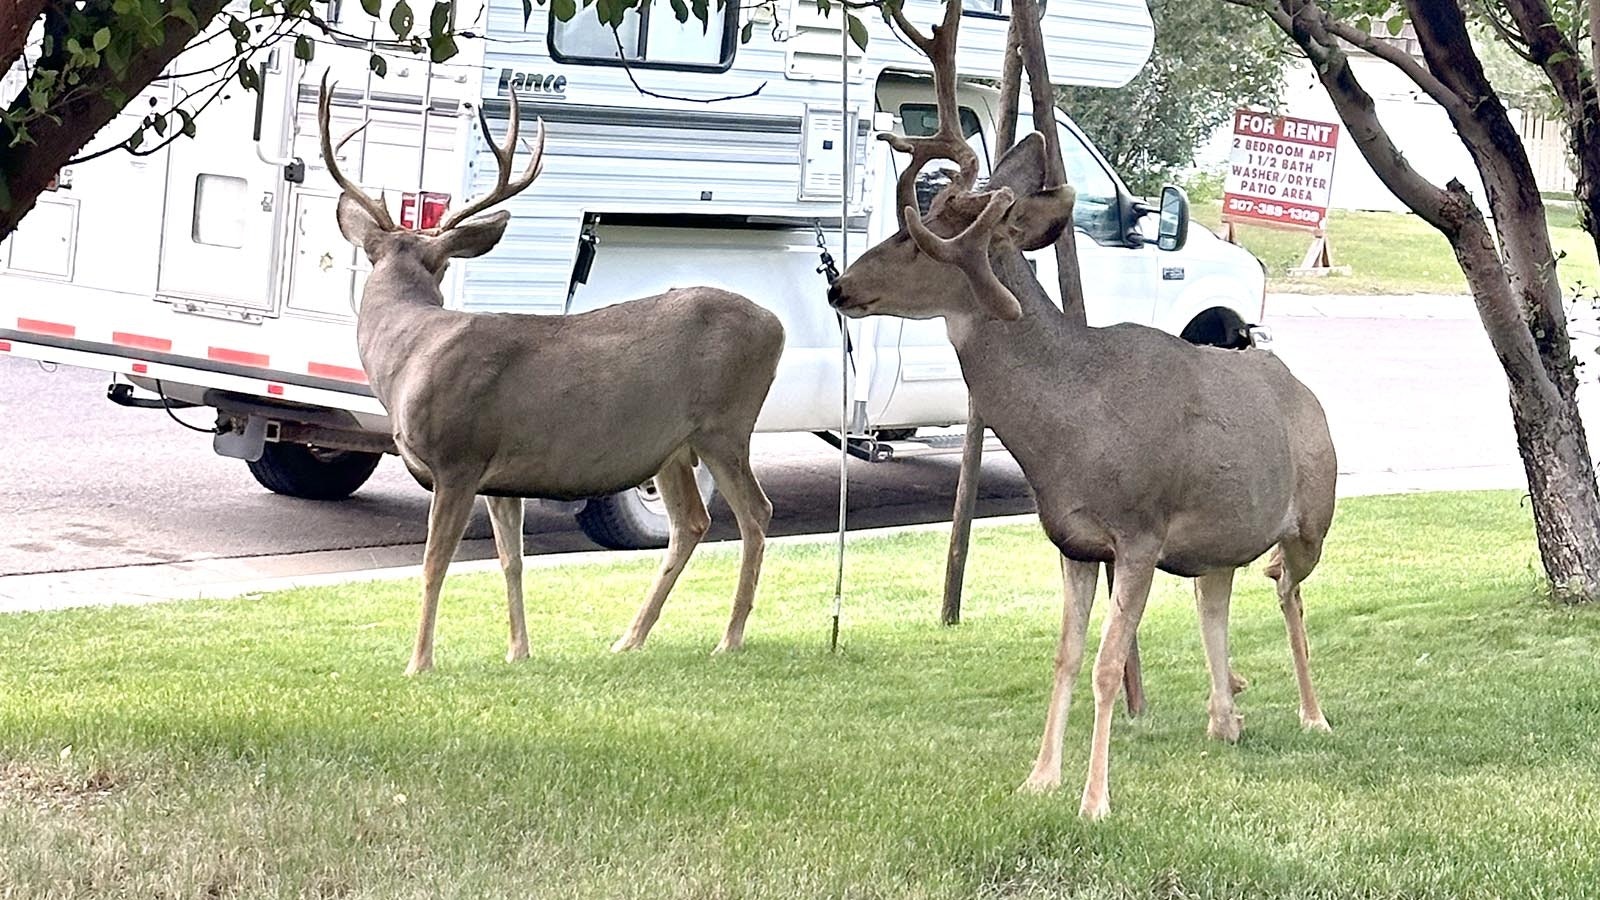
left=380, top=288, right=785, bottom=501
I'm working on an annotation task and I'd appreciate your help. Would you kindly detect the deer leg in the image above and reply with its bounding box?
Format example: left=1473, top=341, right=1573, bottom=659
left=1268, top=542, right=1331, bottom=733
left=407, top=484, right=478, bottom=676
left=699, top=448, right=772, bottom=654
left=1079, top=551, right=1157, bottom=821
left=1018, top=555, right=1097, bottom=794
left=486, top=496, right=529, bottom=663
left=1194, top=569, right=1242, bottom=743
left=611, top=452, right=710, bottom=653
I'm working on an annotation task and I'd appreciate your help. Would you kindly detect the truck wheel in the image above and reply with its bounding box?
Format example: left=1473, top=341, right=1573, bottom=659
left=246, top=442, right=382, bottom=501
left=576, top=465, right=716, bottom=550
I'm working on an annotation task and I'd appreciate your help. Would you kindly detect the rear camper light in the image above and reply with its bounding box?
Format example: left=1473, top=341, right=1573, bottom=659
left=400, top=191, right=451, bottom=230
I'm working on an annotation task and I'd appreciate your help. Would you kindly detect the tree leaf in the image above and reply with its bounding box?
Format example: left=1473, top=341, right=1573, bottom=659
left=128, top=128, right=144, bottom=152
left=522, top=0, right=534, bottom=27
left=741, top=19, right=753, bottom=43
left=295, top=35, right=314, bottom=61
left=170, top=4, right=198, bottom=30
left=1386, top=14, right=1404, bottom=37
left=430, top=1, right=453, bottom=37
left=361, top=0, right=381, bottom=17
left=177, top=108, right=196, bottom=138
left=151, top=114, right=167, bottom=137
left=389, top=0, right=415, bottom=39
left=816, top=0, right=831, bottom=18
left=552, top=0, right=577, bottom=22
left=693, top=0, right=710, bottom=34
left=427, top=31, right=459, bottom=62
left=92, top=28, right=111, bottom=52
left=670, top=0, right=689, bottom=23
left=227, top=16, right=249, bottom=43
left=847, top=12, right=867, bottom=50
left=370, top=53, right=388, bottom=76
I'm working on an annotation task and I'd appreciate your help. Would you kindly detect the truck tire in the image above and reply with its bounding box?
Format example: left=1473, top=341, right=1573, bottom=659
left=246, top=442, right=382, bottom=501
left=576, top=465, right=716, bottom=550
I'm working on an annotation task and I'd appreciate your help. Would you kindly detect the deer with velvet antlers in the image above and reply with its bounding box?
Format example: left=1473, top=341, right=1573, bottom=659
left=318, top=77, right=785, bottom=675
left=827, top=3, right=1337, bottom=818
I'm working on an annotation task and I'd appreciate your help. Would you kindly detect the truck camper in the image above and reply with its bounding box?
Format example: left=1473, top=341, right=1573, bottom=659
left=0, top=0, right=1267, bottom=547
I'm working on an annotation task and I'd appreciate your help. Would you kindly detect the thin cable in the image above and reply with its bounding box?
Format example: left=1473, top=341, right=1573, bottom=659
left=830, top=12, right=852, bottom=654
left=154, top=380, right=220, bottom=434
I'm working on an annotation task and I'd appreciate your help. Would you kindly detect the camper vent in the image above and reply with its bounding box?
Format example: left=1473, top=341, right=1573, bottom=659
left=784, top=0, right=865, bottom=81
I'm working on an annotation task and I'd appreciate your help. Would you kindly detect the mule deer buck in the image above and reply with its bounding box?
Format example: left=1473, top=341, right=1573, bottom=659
left=318, top=78, right=785, bottom=674
left=827, top=2, right=1336, bottom=819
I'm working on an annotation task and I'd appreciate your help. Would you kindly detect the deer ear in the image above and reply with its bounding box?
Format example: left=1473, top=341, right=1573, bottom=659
left=987, top=131, right=1049, bottom=196
left=336, top=194, right=387, bottom=253
left=1004, top=185, right=1076, bottom=251
left=430, top=210, right=511, bottom=261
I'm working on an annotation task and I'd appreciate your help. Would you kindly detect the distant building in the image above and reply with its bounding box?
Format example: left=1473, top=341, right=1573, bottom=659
left=1199, top=21, right=1574, bottom=212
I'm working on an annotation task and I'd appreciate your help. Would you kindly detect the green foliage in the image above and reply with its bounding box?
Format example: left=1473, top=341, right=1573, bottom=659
left=1058, top=0, right=1286, bottom=197
left=3, top=493, right=1600, bottom=896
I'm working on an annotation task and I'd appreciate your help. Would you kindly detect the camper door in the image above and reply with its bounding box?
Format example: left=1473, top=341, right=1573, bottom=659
left=156, top=49, right=294, bottom=313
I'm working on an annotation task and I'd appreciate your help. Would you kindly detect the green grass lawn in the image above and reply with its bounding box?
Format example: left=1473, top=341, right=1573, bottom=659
left=5, top=492, right=1600, bottom=898
left=1194, top=201, right=1600, bottom=296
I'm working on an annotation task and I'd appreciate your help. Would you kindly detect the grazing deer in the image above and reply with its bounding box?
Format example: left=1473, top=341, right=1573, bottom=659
left=318, top=79, right=785, bottom=674
left=827, top=3, right=1336, bottom=818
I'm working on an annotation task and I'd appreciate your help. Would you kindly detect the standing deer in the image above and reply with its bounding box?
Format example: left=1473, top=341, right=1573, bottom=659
left=827, top=3, right=1336, bottom=818
left=318, top=79, right=785, bottom=674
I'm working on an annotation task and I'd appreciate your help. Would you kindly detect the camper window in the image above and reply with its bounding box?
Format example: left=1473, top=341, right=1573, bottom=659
left=897, top=104, right=991, bottom=215
left=549, top=2, right=737, bottom=71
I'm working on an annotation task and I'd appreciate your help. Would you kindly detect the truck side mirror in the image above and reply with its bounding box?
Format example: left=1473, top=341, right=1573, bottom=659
left=1157, top=184, right=1189, bottom=252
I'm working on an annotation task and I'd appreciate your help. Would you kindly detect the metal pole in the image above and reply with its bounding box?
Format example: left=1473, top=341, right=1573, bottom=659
left=830, top=15, right=852, bottom=653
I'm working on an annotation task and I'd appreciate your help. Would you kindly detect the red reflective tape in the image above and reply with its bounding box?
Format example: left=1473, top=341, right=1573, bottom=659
left=17, top=318, right=74, bottom=338
left=113, top=331, right=172, bottom=352
left=208, top=346, right=269, bottom=368
left=307, top=361, right=368, bottom=383
left=0, top=341, right=11, bottom=352
left=131, top=363, right=149, bottom=374
left=266, top=384, right=285, bottom=396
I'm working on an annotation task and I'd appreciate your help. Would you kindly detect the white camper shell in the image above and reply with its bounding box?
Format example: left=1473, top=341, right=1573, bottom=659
left=0, top=0, right=1268, bottom=548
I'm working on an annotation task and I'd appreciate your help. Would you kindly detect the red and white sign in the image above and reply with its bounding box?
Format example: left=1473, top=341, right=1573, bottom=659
left=1222, top=110, right=1340, bottom=231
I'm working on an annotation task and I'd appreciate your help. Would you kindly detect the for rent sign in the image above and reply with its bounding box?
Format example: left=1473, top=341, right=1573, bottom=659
left=1222, top=110, right=1340, bottom=231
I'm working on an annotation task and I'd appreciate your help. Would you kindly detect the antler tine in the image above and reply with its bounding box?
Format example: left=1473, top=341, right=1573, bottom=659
left=882, top=0, right=978, bottom=226
left=318, top=74, right=397, bottom=230
left=436, top=89, right=547, bottom=232
left=905, top=188, right=1022, bottom=320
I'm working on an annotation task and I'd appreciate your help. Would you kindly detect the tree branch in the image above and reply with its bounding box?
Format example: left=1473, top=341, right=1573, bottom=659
left=0, top=0, right=51, bottom=79
left=1322, top=15, right=1471, bottom=119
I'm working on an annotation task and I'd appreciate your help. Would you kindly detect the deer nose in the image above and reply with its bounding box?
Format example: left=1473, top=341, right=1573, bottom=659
left=826, top=282, right=843, bottom=307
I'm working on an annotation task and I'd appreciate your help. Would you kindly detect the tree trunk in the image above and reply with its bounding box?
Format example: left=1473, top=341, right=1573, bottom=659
left=1255, top=0, right=1600, bottom=603
left=0, top=0, right=49, bottom=79
left=1, top=2, right=226, bottom=238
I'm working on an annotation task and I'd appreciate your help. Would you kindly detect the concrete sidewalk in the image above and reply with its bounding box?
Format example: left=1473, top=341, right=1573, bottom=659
left=1265, top=292, right=1475, bottom=320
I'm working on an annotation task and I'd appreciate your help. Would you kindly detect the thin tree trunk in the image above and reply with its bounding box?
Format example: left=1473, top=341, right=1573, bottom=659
left=941, top=400, right=985, bottom=625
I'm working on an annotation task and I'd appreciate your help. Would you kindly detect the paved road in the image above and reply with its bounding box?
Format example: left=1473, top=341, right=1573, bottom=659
left=0, top=297, right=1534, bottom=587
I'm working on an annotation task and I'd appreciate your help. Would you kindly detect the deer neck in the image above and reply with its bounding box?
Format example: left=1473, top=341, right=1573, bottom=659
left=353, top=257, right=452, bottom=393
left=944, top=251, right=1098, bottom=413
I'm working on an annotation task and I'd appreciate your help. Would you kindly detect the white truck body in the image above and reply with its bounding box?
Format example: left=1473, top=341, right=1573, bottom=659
left=0, top=0, right=1267, bottom=546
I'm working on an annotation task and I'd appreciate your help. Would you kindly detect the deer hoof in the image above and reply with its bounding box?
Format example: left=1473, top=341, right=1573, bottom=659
left=712, top=638, right=744, bottom=655
left=506, top=646, right=529, bottom=663
left=404, top=658, right=433, bottom=677
left=1078, top=791, right=1110, bottom=821
left=1016, top=772, right=1061, bottom=795
left=1207, top=711, right=1244, bottom=743
left=610, top=635, right=644, bottom=653
left=1300, top=712, right=1332, bottom=734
